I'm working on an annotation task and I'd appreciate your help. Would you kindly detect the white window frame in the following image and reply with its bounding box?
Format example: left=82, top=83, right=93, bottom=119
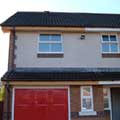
left=101, top=34, right=119, bottom=53
left=38, top=34, right=63, bottom=54
left=81, top=86, right=94, bottom=112
left=79, top=86, right=96, bottom=116
left=103, top=88, right=111, bottom=110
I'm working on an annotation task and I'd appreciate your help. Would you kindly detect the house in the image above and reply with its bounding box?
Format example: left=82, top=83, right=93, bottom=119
left=1, top=11, right=120, bottom=120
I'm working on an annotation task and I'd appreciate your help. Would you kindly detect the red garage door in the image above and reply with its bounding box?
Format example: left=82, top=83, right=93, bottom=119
left=14, top=88, right=68, bottom=120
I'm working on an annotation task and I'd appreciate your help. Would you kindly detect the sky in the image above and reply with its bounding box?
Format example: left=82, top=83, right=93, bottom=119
left=0, top=0, right=120, bottom=78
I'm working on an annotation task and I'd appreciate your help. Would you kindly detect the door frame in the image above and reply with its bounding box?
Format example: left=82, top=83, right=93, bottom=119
left=110, top=88, right=112, bottom=120
left=11, top=86, right=71, bottom=120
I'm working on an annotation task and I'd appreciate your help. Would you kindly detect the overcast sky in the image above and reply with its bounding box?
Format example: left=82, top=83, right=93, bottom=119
left=0, top=0, right=120, bottom=78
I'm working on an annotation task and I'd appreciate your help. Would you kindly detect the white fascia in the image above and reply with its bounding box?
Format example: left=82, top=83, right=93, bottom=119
left=85, top=28, right=120, bottom=32
left=99, top=81, right=120, bottom=85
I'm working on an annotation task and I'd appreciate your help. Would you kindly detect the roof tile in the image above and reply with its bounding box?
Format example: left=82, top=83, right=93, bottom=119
left=1, top=12, right=120, bottom=28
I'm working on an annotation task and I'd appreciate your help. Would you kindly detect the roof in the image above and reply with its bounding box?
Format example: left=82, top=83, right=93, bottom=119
left=1, top=11, right=120, bottom=28
left=2, top=68, right=120, bottom=81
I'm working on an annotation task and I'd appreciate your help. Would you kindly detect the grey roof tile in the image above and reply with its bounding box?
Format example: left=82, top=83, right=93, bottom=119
left=1, top=11, right=120, bottom=28
left=2, top=68, right=120, bottom=81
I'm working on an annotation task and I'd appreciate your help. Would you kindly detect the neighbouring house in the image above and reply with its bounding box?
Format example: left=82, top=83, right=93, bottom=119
left=1, top=11, right=120, bottom=120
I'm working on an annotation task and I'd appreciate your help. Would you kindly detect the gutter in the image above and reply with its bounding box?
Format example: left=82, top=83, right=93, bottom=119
left=2, top=26, right=120, bottom=33
left=6, top=27, right=16, bottom=120
left=6, top=82, right=10, bottom=120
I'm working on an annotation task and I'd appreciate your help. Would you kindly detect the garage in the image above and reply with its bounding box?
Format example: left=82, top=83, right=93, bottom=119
left=13, top=88, right=69, bottom=120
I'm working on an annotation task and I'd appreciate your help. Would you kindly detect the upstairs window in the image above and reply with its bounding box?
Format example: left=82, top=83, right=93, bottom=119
left=39, top=34, right=63, bottom=53
left=101, top=35, right=119, bottom=53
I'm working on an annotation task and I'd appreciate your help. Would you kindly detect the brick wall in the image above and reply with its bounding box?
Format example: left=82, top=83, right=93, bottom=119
left=70, top=85, right=105, bottom=120
left=0, top=102, right=3, bottom=120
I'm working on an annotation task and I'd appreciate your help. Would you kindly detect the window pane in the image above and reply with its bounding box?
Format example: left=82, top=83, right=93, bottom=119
left=103, top=88, right=110, bottom=109
left=83, top=87, right=91, bottom=96
left=51, top=43, right=62, bottom=52
left=51, top=34, right=61, bottom=41
left=39, top=43, right=50, bottom=52
left=102, top=35, right=109, bottom=41
left=83, top=98, right=92, bottom=110
left=103, top=88, right=108, bottom=97
left=104, top=98, right=109, bottom=109
left=110, top=35, right=117, bottom=41
left=102, top=43, right=109, bottom=52
left=40, top=34, right=50, bottom=41
left=110, top=43, right=118, bottom=52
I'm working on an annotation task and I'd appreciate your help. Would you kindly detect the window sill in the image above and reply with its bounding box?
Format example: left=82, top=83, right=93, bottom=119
left=79, top=111, right=97, bottom=116
left=102, top=53, right=120, bottom=58
left=37, top=53, right=64, bottom=58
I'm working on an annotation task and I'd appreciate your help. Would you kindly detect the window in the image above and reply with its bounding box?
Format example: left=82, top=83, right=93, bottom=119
left=39, top=34, right=63, bottom=53
left=101, top=35, right=119, bottom=53
left=81, top=86, right=93, bottom=111
left=103, top=88, right=111, bottom=110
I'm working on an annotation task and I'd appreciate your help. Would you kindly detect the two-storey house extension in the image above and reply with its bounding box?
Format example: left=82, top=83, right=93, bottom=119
left=1, top=11, right=120, bottom=120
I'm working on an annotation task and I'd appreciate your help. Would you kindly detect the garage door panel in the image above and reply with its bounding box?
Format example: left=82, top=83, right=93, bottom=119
left=15, top=89, right=34, bottom=106
left=14, top=108, right=34, bottom=120
left=34, top=89, right=49, bottom=104
left=52, top=107, right=68, bottom=120
left=52, top=94, right=66, bottom=104
left=14, top=88, right=68, bottom=120
left=52, top=89, right=68, bottom=104
left=35, top=107, right=49, bottom=120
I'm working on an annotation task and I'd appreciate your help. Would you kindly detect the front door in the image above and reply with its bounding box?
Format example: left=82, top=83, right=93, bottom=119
left=111, top=88, right=120, bottom=120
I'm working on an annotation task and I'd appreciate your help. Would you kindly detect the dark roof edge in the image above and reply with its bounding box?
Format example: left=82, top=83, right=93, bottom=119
left=0, top=12, right=18, bottom=26
left=2, top=25, right=120, bottom=29
left=14, top=67, right=120, bottom=72
left=1, top=68, right=120, bottom=81
left=6, top=11, right=120, bottom=15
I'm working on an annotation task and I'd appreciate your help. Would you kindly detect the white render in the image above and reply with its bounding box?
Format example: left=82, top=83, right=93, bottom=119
left=15, top=32, right=120, bottom=68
